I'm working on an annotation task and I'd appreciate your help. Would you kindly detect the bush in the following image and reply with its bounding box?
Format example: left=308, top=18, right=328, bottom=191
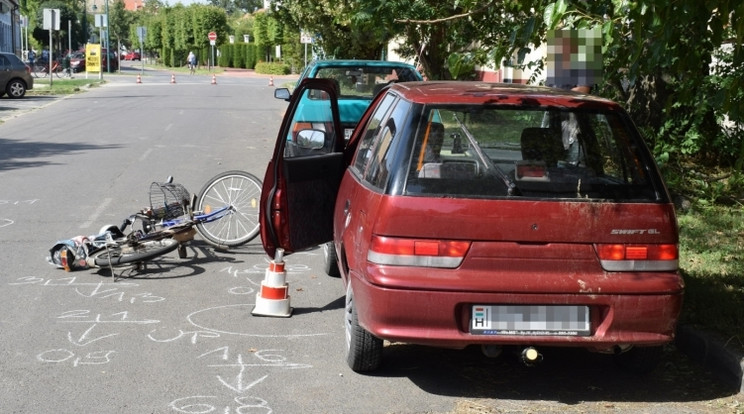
left=255, top=61, right=290, bottom=75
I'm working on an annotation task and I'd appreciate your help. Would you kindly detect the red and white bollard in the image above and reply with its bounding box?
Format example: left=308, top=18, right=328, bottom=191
left=170, top=74, right=176, bottom=84
left=211, top=74, right=217, bottom=85
left=136, top=74, right=142, bottom=84
left=268, top=76, right=274, bottom=87
left=252, top=249, right=292, bottom=317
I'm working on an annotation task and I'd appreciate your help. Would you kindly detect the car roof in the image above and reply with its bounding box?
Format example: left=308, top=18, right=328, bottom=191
left=308, top=59, right=417, bottom=69
left=387, top=81, right=619, bottom=110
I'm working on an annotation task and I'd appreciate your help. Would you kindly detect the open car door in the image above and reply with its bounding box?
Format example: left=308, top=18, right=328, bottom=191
left=260, top=78, right=344, bottom=258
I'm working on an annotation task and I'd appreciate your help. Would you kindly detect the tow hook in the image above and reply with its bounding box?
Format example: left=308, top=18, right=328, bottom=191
left=521, top=346, right=543, bottom=366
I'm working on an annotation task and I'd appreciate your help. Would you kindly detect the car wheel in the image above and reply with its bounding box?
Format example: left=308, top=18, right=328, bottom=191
left=345, top=283, right=383, bottom=372
left=613, top=345, right=663, bottom=375
left=323, top=242, right=340, bottom=277
left=6, top=79, right=26, bottom=99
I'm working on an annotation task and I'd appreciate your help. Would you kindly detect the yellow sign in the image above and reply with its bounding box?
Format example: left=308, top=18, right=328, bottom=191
left=85, top=43, right=101, bottom=73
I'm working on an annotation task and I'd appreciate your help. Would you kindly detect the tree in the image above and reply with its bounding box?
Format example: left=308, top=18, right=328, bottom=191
left=269, top=0, right=387, bottom=60
left=537, top=0, right=744, bottom=168
left=206, top=0, right=262, bottom=15
left=109, top=0, right=133, bottom=52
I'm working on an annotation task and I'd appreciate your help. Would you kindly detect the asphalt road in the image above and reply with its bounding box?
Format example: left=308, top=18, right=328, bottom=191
left=0, top=64, right=741, bottom=413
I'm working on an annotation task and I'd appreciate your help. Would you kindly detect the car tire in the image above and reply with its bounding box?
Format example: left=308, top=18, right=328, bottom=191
left=345, top=283, right=383, bottom=372
left=323, top=242, right=340, bottom=277
left=613, top=345, right=663, bottom=375
left=6, top=79, right=27, bottom=99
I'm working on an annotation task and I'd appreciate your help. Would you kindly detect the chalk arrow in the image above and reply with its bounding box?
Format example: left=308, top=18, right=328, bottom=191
left=67, top=323, right=118, bottom=347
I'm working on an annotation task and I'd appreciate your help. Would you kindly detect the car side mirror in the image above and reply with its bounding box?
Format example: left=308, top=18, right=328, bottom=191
left=274, top=88, right=291, bottom=101
left=296, top=129, right=326, bottom=150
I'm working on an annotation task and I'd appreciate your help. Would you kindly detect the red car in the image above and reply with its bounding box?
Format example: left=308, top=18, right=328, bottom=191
left=122, top=51, right=141, bottom=61
left=68, top=52, right=85, bottom=73
left=260, top=80, right=683, bottom=373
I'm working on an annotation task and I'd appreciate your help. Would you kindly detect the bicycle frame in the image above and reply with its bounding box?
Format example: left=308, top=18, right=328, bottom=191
left=121, top=204, right=235, bottom=243
left=48, top=172, right=262, bottom=275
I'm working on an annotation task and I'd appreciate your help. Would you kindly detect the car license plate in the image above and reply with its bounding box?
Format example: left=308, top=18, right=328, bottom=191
left=470, top=305, right=590, bottom=336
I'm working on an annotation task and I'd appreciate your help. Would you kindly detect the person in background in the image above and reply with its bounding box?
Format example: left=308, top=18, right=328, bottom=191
left=28, top=49, right=36, bottom=68
left=187, top=51, right=196, bottom=75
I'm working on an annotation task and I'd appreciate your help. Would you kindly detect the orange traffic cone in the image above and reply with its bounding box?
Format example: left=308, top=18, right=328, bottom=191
left=268, top=76, right=274, bottom=87
left=252, top=249, right=292, bottom=317
left=136, top=74, right=142, bottom=84
left=211, top=74, right=217, bottom=85
left=170, top=74, right=176, bottom=84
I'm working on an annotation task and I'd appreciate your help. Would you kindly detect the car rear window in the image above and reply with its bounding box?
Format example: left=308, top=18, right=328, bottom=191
left=404, top=105, right=660, bottom=201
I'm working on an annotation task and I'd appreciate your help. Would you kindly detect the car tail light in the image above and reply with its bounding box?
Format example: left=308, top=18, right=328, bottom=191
left=596, top=244, right=678, bottom=271
left=367, top=235, right=470, bottom=268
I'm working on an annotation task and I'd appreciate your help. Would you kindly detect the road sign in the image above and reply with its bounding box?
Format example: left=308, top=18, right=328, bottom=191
left=43, top=9, right=60, bottom=31
left=208, top=32, right=217, bottom=41
left=137, top=26, right=146, bottom=42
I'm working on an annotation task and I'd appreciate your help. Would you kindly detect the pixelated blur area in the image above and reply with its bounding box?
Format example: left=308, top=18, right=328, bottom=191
left=547, top=29, right=602, bottom=89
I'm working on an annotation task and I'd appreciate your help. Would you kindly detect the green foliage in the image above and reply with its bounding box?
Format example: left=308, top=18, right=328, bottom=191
left=541, top=0, right=744, bottom=170
left=446, top=53, right=476, bottom=80
left=678, top=206, right=744, bottom=344
left=234, top=43, right=246, bottom=68
left=269, top=0, right=390, bottom=60
left=218, top=43, right=233, bottom=67
left=255, top=61, right=290, bottom=75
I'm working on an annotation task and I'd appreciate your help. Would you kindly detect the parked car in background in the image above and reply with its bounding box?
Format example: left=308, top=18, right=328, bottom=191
left=275, top=60, right=422, bottom=141
left=101, top=49, right=119, bottom=72
left=273, top=59, right=423, bottom=275
left=122, top=51, right=141, bottom=61
left=68, top=52, right=85, bottom=73
left=261, top=80, right=684, bottom=374
left=0, top=52, right=33, bottom=98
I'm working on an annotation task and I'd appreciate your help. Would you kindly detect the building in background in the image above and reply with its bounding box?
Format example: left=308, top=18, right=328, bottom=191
left=0, top=0, right=20, bottom=55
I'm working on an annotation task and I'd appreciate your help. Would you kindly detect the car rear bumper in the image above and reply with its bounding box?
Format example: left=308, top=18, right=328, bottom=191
left=350, top=271, right=683, bottom=351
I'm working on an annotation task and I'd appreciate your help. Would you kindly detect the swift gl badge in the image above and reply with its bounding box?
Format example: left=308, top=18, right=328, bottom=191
left=611, top=229, right=661, bottom=235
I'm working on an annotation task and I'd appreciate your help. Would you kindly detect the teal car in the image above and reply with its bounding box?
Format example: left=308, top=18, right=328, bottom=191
left=273, top=60, right=423, bottom=269
left=275, top=60, right=422, bottom=141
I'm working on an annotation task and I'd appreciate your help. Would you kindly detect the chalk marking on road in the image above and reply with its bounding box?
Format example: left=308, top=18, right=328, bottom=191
left=67, top=323, right=119, bottom=346
left=0, top=199, right=39, bottom=205
left=139, top=148, right=153, bottom=161
left=0, top=218, right=13, bottom=228
left=187, top=304, right=328, bottom=338
left=80, top=197, right=113, bottom=229
left=169, top=395, right=272, bottom=414
left=37, top=349, right=116, bottom=366
left=147, top=328, right=221, bottom=344
left=57, top=309, right=160, bottom=324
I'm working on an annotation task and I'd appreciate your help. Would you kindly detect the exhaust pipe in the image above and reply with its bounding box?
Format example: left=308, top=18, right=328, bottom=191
left=481, top=345, right=503, bottom=358
left=520, top=346, right=543, bottom=367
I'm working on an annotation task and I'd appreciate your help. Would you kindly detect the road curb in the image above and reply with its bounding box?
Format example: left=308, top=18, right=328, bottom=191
left=676, top=324, right=744, bottom=393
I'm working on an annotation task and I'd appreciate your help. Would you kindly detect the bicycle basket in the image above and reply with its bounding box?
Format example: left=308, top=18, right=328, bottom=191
left=149, top=181, right=191, bottom=219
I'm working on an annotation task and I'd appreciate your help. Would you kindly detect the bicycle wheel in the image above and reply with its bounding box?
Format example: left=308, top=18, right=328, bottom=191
left=91, top=238, right=179, bottom=267
left=195, top=170, right=262, bottom=248
left=34, top=65, right=48, bottom=78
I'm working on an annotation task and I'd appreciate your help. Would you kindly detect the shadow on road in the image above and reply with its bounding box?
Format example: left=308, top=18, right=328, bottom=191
left=371, top=342, right=736, bottom=407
